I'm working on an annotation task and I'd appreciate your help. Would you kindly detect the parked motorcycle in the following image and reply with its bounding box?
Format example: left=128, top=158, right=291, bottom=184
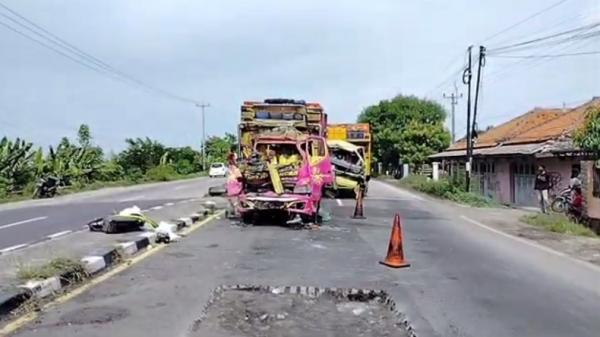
left=33, top=175, right=62, bottom=198
left=550, top=187, right=572, bottom=213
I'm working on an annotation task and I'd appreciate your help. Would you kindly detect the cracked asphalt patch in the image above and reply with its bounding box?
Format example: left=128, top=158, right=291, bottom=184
left=194, top=288, right=410, bottom=337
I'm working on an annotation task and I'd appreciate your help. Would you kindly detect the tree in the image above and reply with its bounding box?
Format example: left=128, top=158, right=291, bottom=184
left=575, top=106, right=600, bottom=153
left=358, top=95, right=451, bottom=166
left=118, top=137, right=167, bottom=174
left=77, top=124, right=92, bottom=148
left=205, top=133, right=237, bottom=164
left=166, top=146, right=202, bottom=174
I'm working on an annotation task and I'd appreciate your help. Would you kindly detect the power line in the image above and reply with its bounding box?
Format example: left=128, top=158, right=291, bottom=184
left=489, top=50, right=600, bottom=59
left=0, top=1, right=201, bottom=106
left=487, top=21, right=600, bottom=54
left=481, top=0, right=570, bottom=43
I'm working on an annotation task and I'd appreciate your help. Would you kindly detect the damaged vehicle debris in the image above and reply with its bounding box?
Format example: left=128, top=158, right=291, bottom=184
left=230, top=99, right=332, bottom=226
left=327, top=139, right=367, bottom=197
left=228, top=129, right=333, bottom=225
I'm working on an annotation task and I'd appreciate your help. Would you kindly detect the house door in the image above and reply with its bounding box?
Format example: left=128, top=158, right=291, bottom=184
left=511, top=161, right=538, bottom=207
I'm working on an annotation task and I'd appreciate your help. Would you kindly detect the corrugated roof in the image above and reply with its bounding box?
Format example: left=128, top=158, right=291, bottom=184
left=430, top=143, right=544, bottom=159
left=448, top=107, right=564, bottom=150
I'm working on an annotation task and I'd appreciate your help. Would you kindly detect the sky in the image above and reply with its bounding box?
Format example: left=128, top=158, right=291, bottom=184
left=0, top=0, right=598, bottom=151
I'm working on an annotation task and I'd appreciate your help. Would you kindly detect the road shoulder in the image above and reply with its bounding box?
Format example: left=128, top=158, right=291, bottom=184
left=379, top=179, right=600, bottom=268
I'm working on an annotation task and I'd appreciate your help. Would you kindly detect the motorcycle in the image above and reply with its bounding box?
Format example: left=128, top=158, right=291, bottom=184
left=33, top=176, right=63, bottom=198
left=550, top=187, right=572, bottom=213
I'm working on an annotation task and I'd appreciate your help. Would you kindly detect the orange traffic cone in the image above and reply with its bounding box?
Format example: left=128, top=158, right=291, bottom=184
left=380, top=214, right=410, bottom=268
left=351, top=187, right=366, bottom=219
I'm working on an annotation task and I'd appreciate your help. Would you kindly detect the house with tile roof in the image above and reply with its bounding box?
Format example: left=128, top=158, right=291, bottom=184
left=430, top=97, right=600, bottom=215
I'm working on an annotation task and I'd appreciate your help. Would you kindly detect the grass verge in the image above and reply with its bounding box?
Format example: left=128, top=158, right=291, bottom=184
left=389, top=175, right=499, bottom=208
left=16, top=258, right=87, bottom=282
left=520, top=214, right=597, bottom=237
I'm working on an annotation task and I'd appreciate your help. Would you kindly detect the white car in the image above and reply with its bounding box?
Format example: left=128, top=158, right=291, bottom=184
left=208, top=162, right=228, bottom=178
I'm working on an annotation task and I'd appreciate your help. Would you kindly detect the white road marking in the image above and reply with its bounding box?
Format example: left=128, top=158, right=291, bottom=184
left=47, top=230, right=72, bottom=239
left=0, top=244, right=28, bottom=253
left=173, top=185, right=187, bottom=191
left=164, top=202, right=175, bottom=206
left=118, top=194, right=146, bottom=202
left=151, top=205, right=163, bottom=210
left=336, top=199, right=343, bottom=206
left=0, top=216, right=48, bottom=230
left=460, top=215, right=600, bottom=273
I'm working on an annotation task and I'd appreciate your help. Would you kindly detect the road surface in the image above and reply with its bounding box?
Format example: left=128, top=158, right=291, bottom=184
left=4, top=180, right=600, bottom=337
left=0, top=177, right=221, bottom=252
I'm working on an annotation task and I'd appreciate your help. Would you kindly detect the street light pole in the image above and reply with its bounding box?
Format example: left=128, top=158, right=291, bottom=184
left=196, top=102, right=210, bottom=171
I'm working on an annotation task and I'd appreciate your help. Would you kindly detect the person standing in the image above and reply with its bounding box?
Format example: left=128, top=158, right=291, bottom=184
left=534, top=165, right=551, bottom=213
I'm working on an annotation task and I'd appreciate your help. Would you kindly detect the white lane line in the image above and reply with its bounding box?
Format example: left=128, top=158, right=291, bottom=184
left=460, top=215, right=600, bottom=273
left=0, top=216, right=48, bottom=230
left=164, top=202, right=175, bottom=207
left=173, top=185, right=186, bottom=190
left=151, top=205, right=163, bottom=210
left=0, top=244, right=28, bottom=254
left=118, top=194, right=146, bottom=202
left=336, top=199, right=343, bottom=206
left=47, top=230, right=72, bottom=239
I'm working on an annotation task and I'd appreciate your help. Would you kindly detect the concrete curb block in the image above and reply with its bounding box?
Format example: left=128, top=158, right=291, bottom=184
left=0, top=208, right=218, bottom=320
left=0, top=289, right=30, bottom=317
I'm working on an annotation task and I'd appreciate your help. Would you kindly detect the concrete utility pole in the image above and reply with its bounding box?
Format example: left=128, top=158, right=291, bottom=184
left=443, top=82, right=463, bottom=143
left=196, top=102, right=210, bottom=171
left=462, top=46, right=473, bottom=192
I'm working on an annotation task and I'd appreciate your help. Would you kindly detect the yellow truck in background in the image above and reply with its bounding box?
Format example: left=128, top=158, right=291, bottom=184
left=326, top=123, right=372, bottom=195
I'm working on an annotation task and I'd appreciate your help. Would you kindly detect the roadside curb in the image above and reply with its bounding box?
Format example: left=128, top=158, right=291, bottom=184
left=0, top=205, right=217, bottom=322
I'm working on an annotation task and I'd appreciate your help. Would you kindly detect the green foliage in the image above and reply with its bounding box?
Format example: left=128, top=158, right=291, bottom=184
left=358, top=95, right=451, bottom=166
left=145, top=165, right=178, bottom=182
left=575, top=106, right=600, bottom=153
left=0, top=124, right=219, bottom=201
left=0, top=137, right=35, bottom=193
left=205, top=133, right=237, bottom=164
left=17, top=257, right=86, bottom=281
left=118, top=137, right=167, bottom=174
left=77, top=124, right=92, bottom=148
left=521, top=214, right=596, bottom=237
left=167, top=146, right=202, bottom=174
left=398, top=175, right=496, bottom=207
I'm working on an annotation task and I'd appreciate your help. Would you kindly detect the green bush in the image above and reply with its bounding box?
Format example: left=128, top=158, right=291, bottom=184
left=145, top=165, right=178, bottom=182
left=521, top=214, right=597, bottom=237
left=399, top=175, right=496, bottom=207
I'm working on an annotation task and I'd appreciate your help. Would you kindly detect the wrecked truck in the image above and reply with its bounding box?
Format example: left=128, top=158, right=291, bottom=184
left=227, top=128, right=333, bottom=224
left=327, top=139, right=367, bottom=196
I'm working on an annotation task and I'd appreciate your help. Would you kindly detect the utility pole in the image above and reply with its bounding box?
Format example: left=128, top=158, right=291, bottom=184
left=443, top=82, right=463, bottom=143
left=472, top=46, right=486, bottom=146
left=462, top=46, right=473, bottom=192
left=196, top=102, right=210, bottom=171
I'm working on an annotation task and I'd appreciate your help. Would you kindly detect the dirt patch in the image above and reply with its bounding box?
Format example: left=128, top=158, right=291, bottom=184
left=193, top=286, right=411, bottom=337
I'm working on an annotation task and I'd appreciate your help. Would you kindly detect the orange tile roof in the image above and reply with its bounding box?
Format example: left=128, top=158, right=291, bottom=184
left=505, top=98, right=600, bottom=144
left=448, top=107, right=564, bottom=150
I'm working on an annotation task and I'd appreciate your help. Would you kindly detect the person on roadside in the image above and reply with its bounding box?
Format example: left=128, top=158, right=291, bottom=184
left=569, top=186, right=584, bottom=222
left=570, top=168, right=582, bottom=189
left=534, top=165, right=551, bottom=213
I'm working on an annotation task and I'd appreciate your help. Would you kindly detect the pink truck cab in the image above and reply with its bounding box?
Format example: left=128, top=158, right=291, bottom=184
left=227, top=132, right=333, bottom=224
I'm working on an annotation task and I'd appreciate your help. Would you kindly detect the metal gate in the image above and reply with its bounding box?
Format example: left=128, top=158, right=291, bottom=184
left=511, top=162, right=538, bottom=207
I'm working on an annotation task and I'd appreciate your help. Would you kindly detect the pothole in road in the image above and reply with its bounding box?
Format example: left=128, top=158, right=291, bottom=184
left=58, top=306, right=129, bottom=325
left=192, top=285, right=414, bottom=337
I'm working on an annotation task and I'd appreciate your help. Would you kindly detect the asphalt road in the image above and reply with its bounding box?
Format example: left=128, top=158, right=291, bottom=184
left=0, top=177, right=222, bottom=252
left=5, top=180, right=600, bottom=337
